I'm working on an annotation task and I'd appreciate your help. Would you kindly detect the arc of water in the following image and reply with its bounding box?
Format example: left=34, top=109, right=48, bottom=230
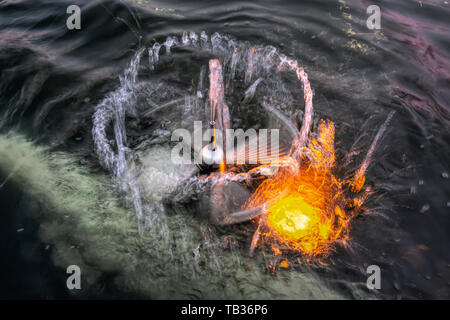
left=209, top=59, right=225, bottom=133
left=352, top=111, right=396, bottom=193
left=285, top=61, right=315, bottom=168
left=208, top=59, right=229, bottom=166
left=93, top=48, right=147, bottom=234
left=93, top=32, right=318, bottom=232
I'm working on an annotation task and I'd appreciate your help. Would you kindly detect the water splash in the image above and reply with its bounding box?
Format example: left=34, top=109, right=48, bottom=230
left=92, top=48, right=146, bottom=234
left=91, top=31, right=325, bottom=274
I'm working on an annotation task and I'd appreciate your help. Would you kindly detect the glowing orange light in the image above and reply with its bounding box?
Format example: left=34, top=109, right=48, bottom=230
left=267, top=195, right=320, bottom=240
left=219, top=160, right=226, bottom=173
left=245, top=119, right=360, bottom=261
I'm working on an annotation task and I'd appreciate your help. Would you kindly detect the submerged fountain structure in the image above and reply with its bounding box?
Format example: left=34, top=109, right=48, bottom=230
left=92, top=31, right=395, bottom=262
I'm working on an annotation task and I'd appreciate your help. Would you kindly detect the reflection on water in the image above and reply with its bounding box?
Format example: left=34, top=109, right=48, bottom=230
left=0, top=0, right=449, bottom=299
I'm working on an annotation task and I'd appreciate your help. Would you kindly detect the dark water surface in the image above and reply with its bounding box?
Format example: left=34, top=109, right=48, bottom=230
left=0, top=0, right=449, bottom=299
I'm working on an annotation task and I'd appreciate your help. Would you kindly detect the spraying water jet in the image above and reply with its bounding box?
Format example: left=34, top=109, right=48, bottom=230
left=92, top=31, right=395, bottom=263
